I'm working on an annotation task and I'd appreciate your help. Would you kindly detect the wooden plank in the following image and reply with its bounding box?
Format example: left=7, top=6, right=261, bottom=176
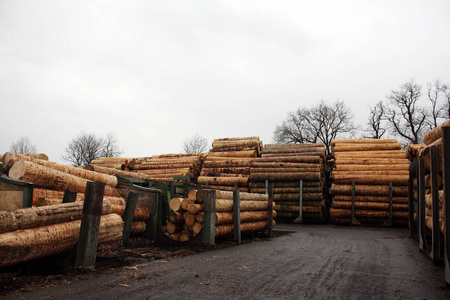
left=75, top=181, right=105, bottom=269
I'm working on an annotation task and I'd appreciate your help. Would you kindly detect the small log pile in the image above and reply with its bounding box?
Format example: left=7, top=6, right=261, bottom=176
left=0, top=202, right=123, bottom=267
left=419, top=119, right=450, bottom=233
left=197, top=137, right=262, bottom=192
left=129, top=153, right=205, bottom=182
left=248, top=143, right=327, bottom=223
left=163, top=189, right=275, bottom=242
left=329, top=139, right=410, bottom=226
left=89, top=157, right=142, bottom=171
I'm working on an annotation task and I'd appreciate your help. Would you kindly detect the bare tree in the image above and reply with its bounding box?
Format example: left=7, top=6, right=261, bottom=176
left=62, top=133, right=123, bottom=166
left=384, top=79, right=429, bottom=145
left=9, top=137, right=37, bottom=154
left=101, top=133, right=123, bottom=157
left=273, top=100, right=355, bottom=155
left=427, top=80, right=450, bottom=126
left=183, top=135, right=208, bottom=154
left=363, top=101, right=386, bottom=139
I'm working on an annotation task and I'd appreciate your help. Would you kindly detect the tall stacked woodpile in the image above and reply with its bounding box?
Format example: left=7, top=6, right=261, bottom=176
left=163, top=189, right=275, bottom=242
left=329, top=139, right=410, bottom=226
left=0, top=201, right=123, bottom=267
left=248, top=143, right=327, bottom=223
left=2, top=153, right=149, bottom=232
left=420, top=119, right=450, bottom=233
left=197, top=137, right=262, bottom=192
left=127, top=153, right=205, bottom=182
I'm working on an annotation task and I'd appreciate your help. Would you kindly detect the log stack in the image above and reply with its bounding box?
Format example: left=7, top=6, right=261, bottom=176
left=329, top=139, right=410, bottom=226
left=0, top=202, right=123, bottom=267
left=89, top=157, right=140, bottom=171
left=248, top=143, right=327, bottom=223
left=163, top=189, right=275, bottom=242
left=197, top=137, right=262, bottom=192
left=129, top=153, right=205, bottom=182
left=419, top=119, right=450, bottom=233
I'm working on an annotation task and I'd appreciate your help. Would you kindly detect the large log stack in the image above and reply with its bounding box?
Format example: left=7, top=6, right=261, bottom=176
left=329, top=139, right=410, bottom=226
left=0, top=202, right=123, bottom=267
left=128, top=153, right=205, bottom=182
left=248, top=143, right=327, bottom=223
left=163, top=189, right=275, bottom=242
left=197, top=137, right=262, bottom=192
left=419, top=119, right=450, bottom=233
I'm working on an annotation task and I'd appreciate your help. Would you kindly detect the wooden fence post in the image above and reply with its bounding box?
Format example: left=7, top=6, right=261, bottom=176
left=75, top=181, right=105, bottom=269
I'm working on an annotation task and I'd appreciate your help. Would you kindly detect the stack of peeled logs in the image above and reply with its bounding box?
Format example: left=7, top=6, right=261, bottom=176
left=420, top=119, right=450, bottom=233
left=248, top=144, right=327, bottom=223
left=197, top=137, right=263, bottom=192
left=164, top=189, right=276, bottom=242
left=0, top=200, right=123, bottom=267
left=2, top=152, right=149, bottom=235
left=329, top=139, right=410, bottom=226
left=89, top=157, right=143, bottom=171
left=126, top=153, right=205, bottom=182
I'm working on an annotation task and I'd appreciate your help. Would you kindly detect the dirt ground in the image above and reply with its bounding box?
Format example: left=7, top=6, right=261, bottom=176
left=1, top=224, right=449, bottom=299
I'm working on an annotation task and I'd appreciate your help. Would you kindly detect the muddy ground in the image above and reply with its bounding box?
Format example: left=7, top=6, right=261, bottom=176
left=1, top=224, right=449, bottom=299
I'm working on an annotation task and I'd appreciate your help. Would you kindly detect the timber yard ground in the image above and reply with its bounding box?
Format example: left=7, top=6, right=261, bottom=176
left=1, top=224, right=450, bottom=299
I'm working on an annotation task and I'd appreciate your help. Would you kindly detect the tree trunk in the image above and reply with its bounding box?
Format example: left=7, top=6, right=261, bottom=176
left=0, top=214, right=123, bottom=268
left=9, top=161, right=122, bottom=197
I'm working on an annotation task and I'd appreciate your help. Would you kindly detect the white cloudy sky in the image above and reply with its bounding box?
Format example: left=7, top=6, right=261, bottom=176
left=1, top=0, right=449, bottom=162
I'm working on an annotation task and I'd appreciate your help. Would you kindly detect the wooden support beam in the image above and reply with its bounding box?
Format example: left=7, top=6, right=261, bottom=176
left=267, top=183, right=274, bottom=238
left=145, top=193, right=159, bottom=241
left=122, top=191, right=139, bottom=243
left=62, top=189, right=77, bottom=204
left=441, top=127, right=450, bottom=284
left=430, top=145, right=441, bottom=261
left=233, top=186, right=241, bottom=244
left=202, top=189, right=216, bottom=245
left=75, top=181, right=105, bottom=270
left=418, top=156, right=427, bottom=252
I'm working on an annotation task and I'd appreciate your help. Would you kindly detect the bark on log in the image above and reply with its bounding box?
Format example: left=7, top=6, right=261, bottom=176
left=200, top=172, right=247, bottom=178
left=256, top=157, right=321, bottom=163
left=272, top=200, right=324, bottom=207
left=197, top=176, right=248, bottom=187
left=196, top=190, right=268, bottom=202
left=331, top=184, right=408, bottom=196
left=422, top=119, right=450, bottom=145
left=184, top=213, right=196, bottom=226
left=425, top=190, right=444, bottom=207
left=0, top=213, right=123, bottom=268
left=249, top=181, right=322, bottom=188
left=407, top=144, right=426, bottom=162
left=333, top=150, right=406, bottom=159
left=332, top=201, right=408, bottom=211
left=249, top=172, right=321, bottom=182
left=109, top=205, right=149, bottom=221
left=207, top=150, right=257, bottom=158
left=273, top=193, right=322, bottom=201
left=261, top=152, right=325, bottom=158
left=420, top=138, right=443, bottom=173
left=215, top=220, right=275, bottom=237
left=251, top=167, right=321, bottom=173
left=201, top=167, right=250, bottom=175
left=203, top=185, right=250, bottom=193
left=187, top=203, right=203, bottom=215
left=131, top=221, right=146, bottom=235
left=136, top=163, right=195, bottom=170
left=251, top=162, right=322, bottom=169
left=332, top=174, right=409, bottom=186
left=196, top=210, right=276, bottom=225
left=202, top=159, right=253, bottom=168
left=85, top=165, right=156, bottom=181
left=248, top=187, right=323, bottom=194
left=332, top=170, right=409, bottom=176
left=334, top=195, right=408, bottom=204
left=334, top=158, right=409, bottom=165
left=330, top=208, right=408, bottom=219
left=210, top=144, right=260, bottom=152
left=333, top=164, right=410, bottom=171
left=9, top=161, right=121, bottom=197
left=331, top=139, right=398, bottom=146
left=215, top=200, right=273, bottom=212
left=2, top=153, right=49, bottom=169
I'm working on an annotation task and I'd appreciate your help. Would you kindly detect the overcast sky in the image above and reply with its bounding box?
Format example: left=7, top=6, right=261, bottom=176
left=1, top=0, right=449, bottom=162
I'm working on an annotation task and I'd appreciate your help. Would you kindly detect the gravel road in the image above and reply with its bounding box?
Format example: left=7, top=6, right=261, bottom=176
left=3, top=224, right=449, bottom=299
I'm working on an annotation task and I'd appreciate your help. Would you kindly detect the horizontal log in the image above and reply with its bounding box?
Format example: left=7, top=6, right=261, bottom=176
left=273, top=193, right=322, bottom=201
left=201, top=167, right=250, bottom=175
left=332, top=170, right=409, bottom=177
left=200, top=172, right=246, bottom=178
left=0, top=214, right=123, bottom=268
left=130, top=221, right=146, bottom=235
left=202, top=159, right=253, bottom=168
left=261, top=152, right=325, bottom=158
left=330, top=208, right=408, bottom=219
left=152, top=153, right=201, bottom=159
left=335, top=218, right=408, bottom=226
left=215, top=199, right=274, bottom=212
left=420, top=138, right=443, bottom=173
left=249, top=172, right=321, bottom=182
left=334, top=195, right=409, bottom=204
left=333, top=174, right=409, bottom=186
left=251, top=167, right=321, bottom=173
left=203, top=185, right=249, bottom=193
left=251, top=162, right=322, bottom=168
left=332, top=201, right=408, bottom=211
left=423, top=119, right=450, bottom=145
left=207, top=150, right=257, bottom=158
left=197, top=176, right=249, bottom=187
left=264, top=143, right=325, bottom=149
left=273, top=205, right=322, bottom=214
left=331, top=139, right=398, bottom=146
left=425, top=216, right=444, bottom=233
left=109, top=205, right=149, bottom=221
left=136, top=163, right=195, bottom=170
left=137, top=168, right=191, bottom=175
left=333, top=150, right=406, bottom=159
left=334, top=158, right=409, bottom=165
left=248, top=187, right=323, bottom=194
left=331, top=184, right=408, bottom=196
left=211, top=190, right=268, bottom=201
left=249, top=181, right=322, bottom=188
left=9, top=161, right=122, bottom=197
left=215, top=220, right=275, bottom=237
left=333, top=164, right=410, bottom=171
left=88, top=162, right=125, bottom=170
left=210, top=144, right=260, bottom=153
left=276, top=211, right=324, bottom=218
left=2, top=153, right=49, bottom=169
left=256, top=156, right=321, bottom=164
left=85, top=165, right=156, bottom=181
left=271, top=200, right=324, bottom=207
left=196, top=210, right=276, bottom=225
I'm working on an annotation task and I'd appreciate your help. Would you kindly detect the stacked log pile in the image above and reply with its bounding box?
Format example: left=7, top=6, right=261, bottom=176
left=197, top=137, right=262, bottom=192
left=329, top=139, right=410, bottom=226
left=0, top=202, right=123, bottom=267
left=128, top=153, right=205, bottom=182
left=2, top=153, right=149, bottom=233
left=89, top=157, right=141, bottom=171
left=420, top=119, right=450, bottom=233
left=248, top=144, right=327, bottom=223
left=163, top=189, right=275, bottom=242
